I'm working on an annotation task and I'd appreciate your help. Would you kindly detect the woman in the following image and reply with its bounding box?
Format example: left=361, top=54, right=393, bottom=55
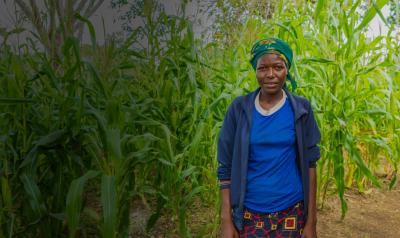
left=217, top=38, right=320, bottom=238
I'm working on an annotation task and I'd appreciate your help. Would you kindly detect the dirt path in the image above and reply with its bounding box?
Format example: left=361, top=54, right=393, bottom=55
left=317, top=186, right=400, bottom=238
left=131, top=183, right=400, bottom=237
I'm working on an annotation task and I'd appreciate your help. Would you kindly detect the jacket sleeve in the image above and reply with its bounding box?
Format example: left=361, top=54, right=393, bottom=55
left=305, top=102, right=321, bottom=168
left=217, top=100, right=237, bottom=189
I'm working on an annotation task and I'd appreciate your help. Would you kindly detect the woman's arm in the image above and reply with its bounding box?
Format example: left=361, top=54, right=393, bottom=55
left=220, top=188, right=238, bottom=238
left=217, top=100, right=239, bottom=237
left=302, top=167, right=317, bottom=238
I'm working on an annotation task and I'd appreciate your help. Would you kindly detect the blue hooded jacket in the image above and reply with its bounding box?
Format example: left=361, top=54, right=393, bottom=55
left=217, top=87, right=321, bottom=231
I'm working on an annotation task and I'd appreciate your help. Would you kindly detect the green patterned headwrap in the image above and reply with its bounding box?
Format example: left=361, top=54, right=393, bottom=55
left=250, top=38, right=297, bottom=90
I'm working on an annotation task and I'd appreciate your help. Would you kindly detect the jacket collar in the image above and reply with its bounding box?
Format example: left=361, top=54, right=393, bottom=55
left=284, top=87, right=308, bottom=120
left=240, top=87, right=308, bottom=124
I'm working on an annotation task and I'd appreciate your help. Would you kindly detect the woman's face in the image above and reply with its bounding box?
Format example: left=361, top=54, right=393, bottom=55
left=256, top=53, right=287, bottom=96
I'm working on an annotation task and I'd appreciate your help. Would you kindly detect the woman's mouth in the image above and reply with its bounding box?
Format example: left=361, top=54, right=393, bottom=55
left=263, top=82, right=278, bottom=86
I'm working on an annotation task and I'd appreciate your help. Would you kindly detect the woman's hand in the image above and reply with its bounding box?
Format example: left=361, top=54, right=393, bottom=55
left=220, top=187, right=238, bottom=237
left=302, top=167, right=318, bottom=238
left=220, top=218, right=239, bottom=238
left=301, top=221, right=317, bottom=238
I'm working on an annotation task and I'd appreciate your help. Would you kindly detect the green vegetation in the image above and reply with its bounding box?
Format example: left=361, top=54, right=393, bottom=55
left=1, top=0, right=399, bottom=237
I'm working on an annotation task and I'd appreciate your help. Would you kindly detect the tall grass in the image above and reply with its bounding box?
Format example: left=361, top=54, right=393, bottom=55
left=0, top=21, right=141, bottom=237
left=0, top=0, right=399, bottom=237
left=210, top=0, right=400, bottom=218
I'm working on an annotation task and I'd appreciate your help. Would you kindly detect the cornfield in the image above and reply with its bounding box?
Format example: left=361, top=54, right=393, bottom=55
left=0, top=0, right=399, bottom=237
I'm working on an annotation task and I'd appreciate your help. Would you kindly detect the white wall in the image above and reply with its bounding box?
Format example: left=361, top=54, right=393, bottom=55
left=0, top=0, right=392, bottom=49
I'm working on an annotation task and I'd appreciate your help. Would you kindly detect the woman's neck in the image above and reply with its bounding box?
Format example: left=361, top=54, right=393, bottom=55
left=258, top=89, right=284, bottom=110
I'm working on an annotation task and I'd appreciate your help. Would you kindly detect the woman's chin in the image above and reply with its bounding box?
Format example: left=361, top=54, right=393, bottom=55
left=261, top=86, right=281, bottom=95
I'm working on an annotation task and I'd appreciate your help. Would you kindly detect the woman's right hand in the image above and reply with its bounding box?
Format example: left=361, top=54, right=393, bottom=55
left=219, top=187, right=238, bottom=237
left=221, top=218, right=239, bottom=238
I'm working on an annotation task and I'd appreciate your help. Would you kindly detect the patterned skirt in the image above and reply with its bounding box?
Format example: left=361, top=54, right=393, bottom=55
left=239, top=201, right=305, bottom=238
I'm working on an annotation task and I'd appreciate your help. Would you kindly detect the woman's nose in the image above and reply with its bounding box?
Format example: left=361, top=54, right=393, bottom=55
left=266, top=68, right=273, bottom=77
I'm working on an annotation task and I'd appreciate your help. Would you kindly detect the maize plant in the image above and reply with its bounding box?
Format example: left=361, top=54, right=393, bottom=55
left=0, top=0, right=399, bottom=237
left=210, top=0, right=399, bottom=219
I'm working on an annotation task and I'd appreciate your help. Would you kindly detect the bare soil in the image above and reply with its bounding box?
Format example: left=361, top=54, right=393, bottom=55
left=317, top=186, right=400, bottom=238
left=131, top=183, right=400, bottom=237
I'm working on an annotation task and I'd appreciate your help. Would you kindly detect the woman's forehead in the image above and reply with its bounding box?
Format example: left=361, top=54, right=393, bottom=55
left=257, top=53, right=286, bottom=64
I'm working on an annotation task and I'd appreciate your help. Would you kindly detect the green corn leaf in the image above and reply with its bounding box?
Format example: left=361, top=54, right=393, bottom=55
left=355, top=0, right=390, bottom=33
left=389, top=173, right=397, bottom=190
left=126, top=49, right=145, bottom=59
left=1, top=177, right=12, bottom=210
left=101, top=175, right=117, bottom=238
left=143, top=0, right=153, bottom=18
left=62, top=36, right=81, bottom=63
left=20, top=173, right=46, bottom=219
left=84, top=62, right=108, bottom=98
left=332, top=146, right=347, bottom=219
left=372, top=0, right=389, bottom=27
left=19, top=129, right=66, bottom=169
left=66, top=170, right=100, bottom=238
left=106, top=128, right=122, bottom=161
left=299, top=57, right=336, bottom=64
left=182, top=186, right=203, bottom=206
left=75, top=13, right=97, bottom=50
left=146, top=194, right=166, bottom=232
left=49, top=212, right=65, bottom=221
left=35, top=129, right=66, bottom=147
left=180, top=166, right=197, bottom=180
left=345, top=137, right=381, bottom=188
left=0, top=98, right=33, bottom=104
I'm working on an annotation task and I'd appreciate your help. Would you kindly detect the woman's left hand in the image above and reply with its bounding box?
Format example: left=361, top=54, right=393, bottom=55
left=301, top=222, right=317, bottom=238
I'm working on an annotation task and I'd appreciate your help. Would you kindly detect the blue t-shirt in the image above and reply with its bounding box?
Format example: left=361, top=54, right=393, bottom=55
left=244, top=98, right=303, bottom=213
